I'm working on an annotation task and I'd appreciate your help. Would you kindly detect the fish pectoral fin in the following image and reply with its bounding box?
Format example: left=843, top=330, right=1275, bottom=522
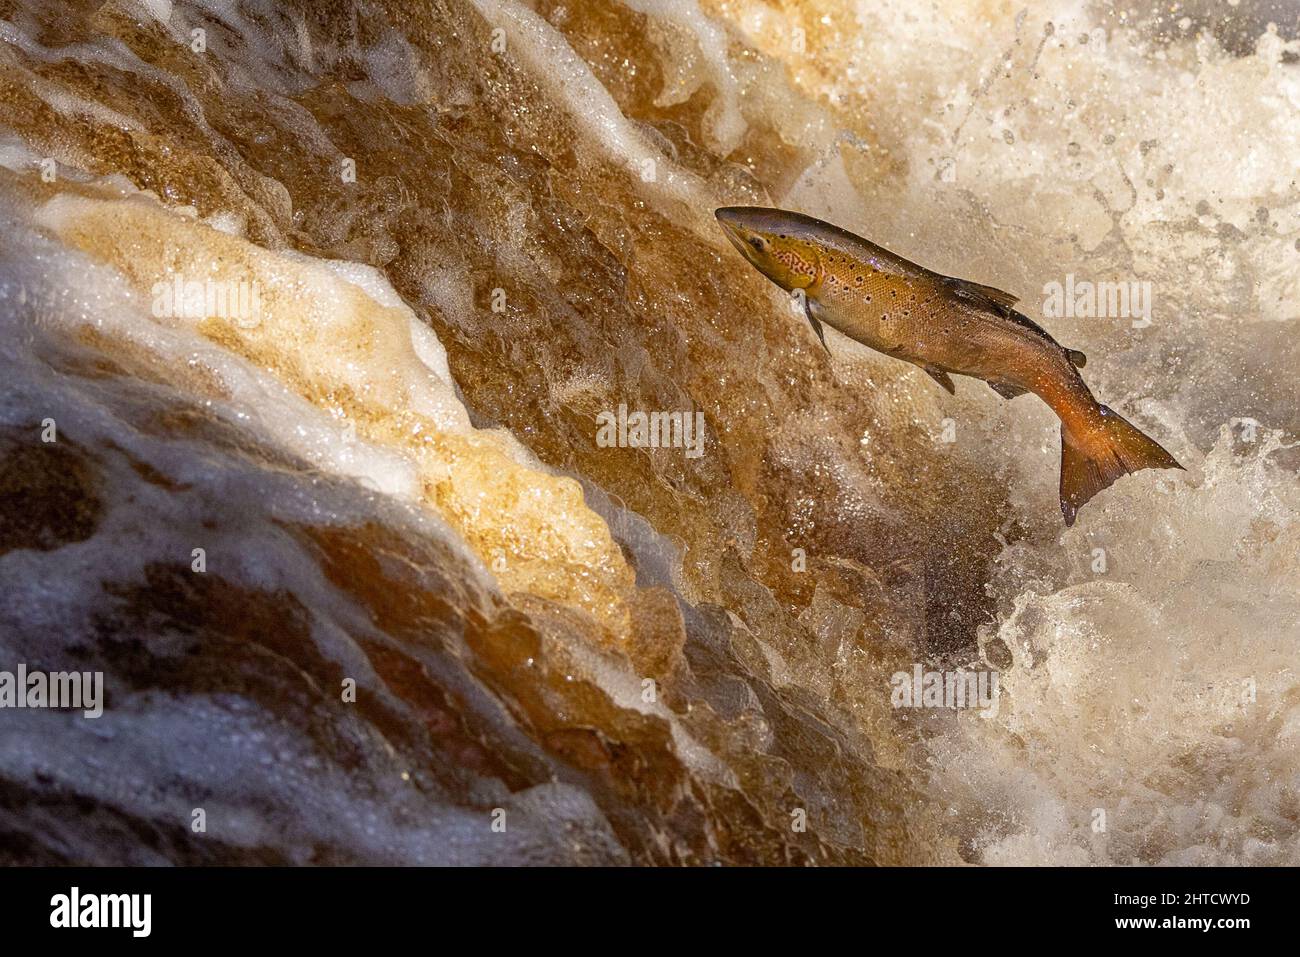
left=803, top=298, right=831, bottom=354
left=924, top=367, right=956, bottom=395
left=988, top=380, right=1028, bottom=399
left=943, top=277, right=1020, bottom=314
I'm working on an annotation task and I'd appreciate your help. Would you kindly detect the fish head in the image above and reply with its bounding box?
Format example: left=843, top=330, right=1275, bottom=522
left=715, top=206, right=821, bottom=294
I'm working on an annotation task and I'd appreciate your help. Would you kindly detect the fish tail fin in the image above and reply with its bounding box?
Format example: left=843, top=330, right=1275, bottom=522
left=1059, top=405, right=1182, bottom=525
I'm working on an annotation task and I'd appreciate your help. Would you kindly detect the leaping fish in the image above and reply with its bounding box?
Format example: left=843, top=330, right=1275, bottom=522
left=715, top=206, right=1182, bottom=525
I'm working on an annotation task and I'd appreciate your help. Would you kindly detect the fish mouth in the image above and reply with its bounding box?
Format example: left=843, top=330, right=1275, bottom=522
left=714, top=206, right=743, bottom=227
left=714, top=207, right=744, bottom=240
left=715, top=206, right=760, bottom=236
left=714, top=207, right=760, bottom=260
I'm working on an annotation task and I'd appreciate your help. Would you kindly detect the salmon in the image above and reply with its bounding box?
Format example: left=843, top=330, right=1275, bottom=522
left=715, top=206, right=1182, bottom=525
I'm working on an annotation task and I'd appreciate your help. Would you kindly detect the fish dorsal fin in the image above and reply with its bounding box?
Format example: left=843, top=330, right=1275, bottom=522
left=1001, top=308, right=1058, bottom=343
left=943, top=276, right=1020, bottom=314
left=946, top=274, right=1065, bottom=346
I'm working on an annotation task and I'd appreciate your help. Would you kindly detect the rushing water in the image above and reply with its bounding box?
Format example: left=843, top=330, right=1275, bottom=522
left=0, top=0, right=1295, bottom=865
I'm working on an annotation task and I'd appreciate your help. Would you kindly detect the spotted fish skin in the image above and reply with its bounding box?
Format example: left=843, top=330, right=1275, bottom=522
left=714, top=206, right=1181, bottom=525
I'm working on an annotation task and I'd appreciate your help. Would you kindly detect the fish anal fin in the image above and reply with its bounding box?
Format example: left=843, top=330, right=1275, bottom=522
left=988, top=380, right=1028, bottom=399
left=924, top=367, right=956, bottom=395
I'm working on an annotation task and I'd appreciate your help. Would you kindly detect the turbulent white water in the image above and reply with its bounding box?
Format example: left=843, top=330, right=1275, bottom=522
left=795, top=0, right=1300, bottom=865
left=0, top=0, right=1296, bottom=865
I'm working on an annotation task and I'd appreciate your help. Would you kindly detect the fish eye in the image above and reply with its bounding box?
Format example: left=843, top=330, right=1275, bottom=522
left=748, top=236, right=766, bottom=251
